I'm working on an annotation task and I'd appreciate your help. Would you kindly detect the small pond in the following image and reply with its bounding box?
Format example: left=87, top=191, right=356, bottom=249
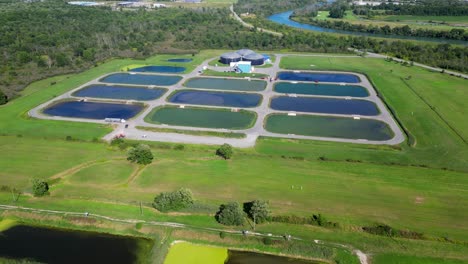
left=270, top=96, right=380, bottom=116
left=184, top=77, right=266, bottom=92
left=168, top=90, right=261, bottom=108
left=265, top=114, right=394, bottom=141
left=274, top=82, right=369, bottom=97
left=129, top=65, right=186, bottom=73
left=43, top=101, right=143, bottom=120
left=167, top=58, right=193, bottom=63
left=73, top=85, right=166, bottom=101
left=101, top=73, right=182, bottom=86
left=277, top=71, right=360, bottom=83
left=146, top=106, right=256, bottom=130
left=0, top=225, right=151, bottom=264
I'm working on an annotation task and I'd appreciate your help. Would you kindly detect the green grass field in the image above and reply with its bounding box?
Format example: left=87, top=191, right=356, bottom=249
left=313, top=11, right=466, bottom=31
left=0, top=52, right=467, bottom=263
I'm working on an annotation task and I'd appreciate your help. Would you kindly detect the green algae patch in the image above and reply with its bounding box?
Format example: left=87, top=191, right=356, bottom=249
left=164, top=241, right=228, bottom=264
left=0, top=219, right=18, bottom=232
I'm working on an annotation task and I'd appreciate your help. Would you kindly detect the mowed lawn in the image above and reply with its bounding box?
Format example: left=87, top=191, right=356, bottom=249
left=1, top=134, right=465, bottom=241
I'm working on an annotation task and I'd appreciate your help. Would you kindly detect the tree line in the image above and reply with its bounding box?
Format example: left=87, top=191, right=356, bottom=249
left=294, top=18, right=468, bottom=41
left=357, top=0, right=468, bottom=16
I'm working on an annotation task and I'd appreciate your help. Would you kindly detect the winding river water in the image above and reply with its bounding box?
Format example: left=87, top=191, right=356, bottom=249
left=268, top=11, right=467, bottom=45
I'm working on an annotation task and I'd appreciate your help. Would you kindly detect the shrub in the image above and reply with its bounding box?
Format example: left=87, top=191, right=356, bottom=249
left=216, top=144, right=233, bottom=159
left=174, top=144, right=185, bottom=151
left=262, top=236, right=273, bottom=245
left=219, top=231, right=226, bottom=239
left=0, top=90, right=8, bottom=105
left=152, top=188, right=194, bottom=212
left=244, top=200, right=270, bottom=225
left=127, top=144, right=153, bottom=165
left=111, top=137, right=125, bottom=146
left=135, top=222, right=143, bottom=230
left=32, top=179, right=49, bottom=197
left=215, top=202, right=244, bottom=226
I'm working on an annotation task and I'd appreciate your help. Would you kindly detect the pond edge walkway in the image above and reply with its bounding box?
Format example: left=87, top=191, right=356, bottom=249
left=0, top=204, right=368, bottom=264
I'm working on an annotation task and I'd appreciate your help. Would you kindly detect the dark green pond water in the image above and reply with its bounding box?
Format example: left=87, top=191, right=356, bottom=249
left=146, top=106, right=256, bottom=129
left=0, top=225, right=151, bottom=264
left=226, top=250, right=322, bottom=264
left=100, top=73, right=182, bottom=86
left=270, top=96, right=380, bottom=116
left=184, top=77, right=266, bottom=91
left=274, top=82, right=369, bottom=97
left=265, top=114, right=394, bottom=141
left=168, top=90, right=262, bottom=108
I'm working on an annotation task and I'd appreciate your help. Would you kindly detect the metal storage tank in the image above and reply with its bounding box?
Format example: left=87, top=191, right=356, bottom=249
left=243, top=53, right=265, bottom=66
left=220, top=52, right=242, bottom=64
left=236, top=49, right=255, bottom=58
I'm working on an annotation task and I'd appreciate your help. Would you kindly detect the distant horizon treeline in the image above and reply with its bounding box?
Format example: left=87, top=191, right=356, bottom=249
left=0, top=0, right=466, bottom=100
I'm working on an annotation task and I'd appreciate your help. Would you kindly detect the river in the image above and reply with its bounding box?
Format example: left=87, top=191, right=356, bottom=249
left=268, top=11, right=467, bottom=45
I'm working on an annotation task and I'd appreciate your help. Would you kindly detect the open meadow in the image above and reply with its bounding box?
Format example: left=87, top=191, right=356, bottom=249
left=0, top=51, right=467, bottom=263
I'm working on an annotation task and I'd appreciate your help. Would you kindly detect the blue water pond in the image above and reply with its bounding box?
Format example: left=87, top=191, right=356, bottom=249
left=101, top=73, right=182, bottom=86
left=274, top=82, right=368, bottom=97
left=43, top=101, right=143, bottom=119
left=130, top=65, right=186, bottom=73
left=169, top=90, right=261, bottom=108
left=73, top=85, right=166, bottom=101
left=270, top=96, right=379, bottom=116
left=277, top=71, right=360, bottom=83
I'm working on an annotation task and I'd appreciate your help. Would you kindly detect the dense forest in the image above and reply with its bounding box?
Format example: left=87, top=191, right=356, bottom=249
left=0, top=0, right=467, bottom=100
left=292, top=17, right=468, bottom=41
left=233, top=0, right=324, bottom=17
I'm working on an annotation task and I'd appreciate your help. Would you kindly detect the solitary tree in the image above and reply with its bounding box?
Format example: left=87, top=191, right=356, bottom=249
left=216, top=144, right=233, bottom=160
left=32, top=179, right=49, bottom=197
left=127, top=144, right=153, bottom=165
left=248, top=200, right=270, bottom=230
left=215, top=202, right=244, bottom=226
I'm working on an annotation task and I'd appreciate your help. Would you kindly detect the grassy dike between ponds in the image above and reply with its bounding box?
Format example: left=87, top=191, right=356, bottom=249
left=0, top=209, right=354, bottom=264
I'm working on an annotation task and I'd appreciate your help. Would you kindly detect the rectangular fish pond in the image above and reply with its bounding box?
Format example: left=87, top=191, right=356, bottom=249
left=265, top=114, right=394, bottom=141
left=164, top=242, right=323, bottom=264
left=277, top=71, right=360, bottom=83
left=184, top=77, right=266, bottom=92
left=274, top=82, right=369, bottom=97
left=0, top=224, right=152, bottom=264
left=145, top=106, right=256, bottom=130
left=129, top=65, right=186, bottom=73
left=270, top=96, right=380, bottom=116
left=168, top=90, right=262, bottom=108
left=167, top=58, right=193, bottom=63
left=100, top=73, right=182, bottom=86
left=43, top=100, right=144, bottom=120
left=72, top=85, right=167, bottom=101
